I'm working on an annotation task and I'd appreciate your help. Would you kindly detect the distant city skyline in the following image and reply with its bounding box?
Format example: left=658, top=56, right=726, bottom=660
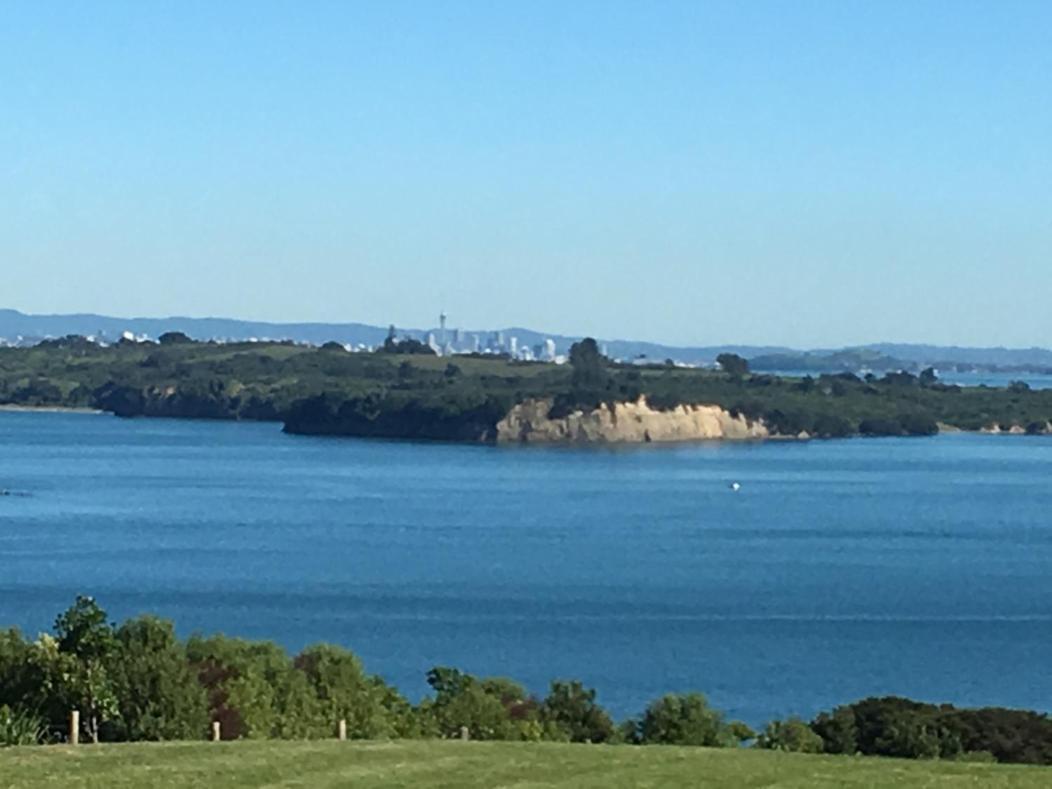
left=3, top=2, right=1050, bottom=348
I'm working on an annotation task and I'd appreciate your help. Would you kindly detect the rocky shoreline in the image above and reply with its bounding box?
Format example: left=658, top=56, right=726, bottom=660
left=495, top=397, right=775, bottom=443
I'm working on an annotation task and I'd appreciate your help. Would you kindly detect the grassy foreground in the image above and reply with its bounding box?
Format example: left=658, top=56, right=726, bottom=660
left=0, top=740, right=1049, bottom=788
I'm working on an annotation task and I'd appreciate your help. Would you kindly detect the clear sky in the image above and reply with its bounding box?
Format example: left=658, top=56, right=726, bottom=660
left=2, top=1, right=1049, bottom=348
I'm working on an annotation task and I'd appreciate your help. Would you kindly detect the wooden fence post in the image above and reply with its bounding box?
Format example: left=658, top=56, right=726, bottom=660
left=338, top=719, right=347, bottom=741
left=212, top=721, right=221, bottom=742
left=69, top=710, right=79, bottom=746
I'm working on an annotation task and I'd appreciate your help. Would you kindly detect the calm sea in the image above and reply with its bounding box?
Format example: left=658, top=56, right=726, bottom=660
left=1, top=411, right=1050, bottom=725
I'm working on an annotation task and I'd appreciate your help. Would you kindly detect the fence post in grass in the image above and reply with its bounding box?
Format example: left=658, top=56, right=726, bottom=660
left=459, top=726, right=470, bottom=742
left=212, top=721, right=221, bottom=742
left=338, top=719, right=347, bottom=742
left=69, top=710, right=79, bottom=746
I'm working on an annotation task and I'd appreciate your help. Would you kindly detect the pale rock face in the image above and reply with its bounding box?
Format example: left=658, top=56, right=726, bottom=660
left=979, top=422, right=1051, bottom=434
left=496, top=396, right=770, bottom=444
left=981, top=424, right=1029, bottom=434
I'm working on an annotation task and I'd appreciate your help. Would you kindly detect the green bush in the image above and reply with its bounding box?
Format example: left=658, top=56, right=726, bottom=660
left=755, top=717, right=824, bottom=753
left=4, top=597, right=1052, bottom=766
left=0, top=705, right=44, bottom=747
left=539, top=681, right=615, bottom=744
left=109, top=616, right=209, bottom=741
left=637, top=693, right=729, bottom=747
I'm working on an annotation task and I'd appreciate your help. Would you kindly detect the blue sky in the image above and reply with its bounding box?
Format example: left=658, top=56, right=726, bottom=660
left=2, top=1, right=1049, bottom=347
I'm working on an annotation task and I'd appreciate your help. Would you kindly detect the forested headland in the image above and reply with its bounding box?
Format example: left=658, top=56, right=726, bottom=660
left=2, top=335, right=1052, bottom=442
left=1, top=597, right=1051, bottom=766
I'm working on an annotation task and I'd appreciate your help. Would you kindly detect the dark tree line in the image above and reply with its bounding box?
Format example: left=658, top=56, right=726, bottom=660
left=2, top=337, right=1052, bottom=440
left=2, top=599, right=1052, bottom=766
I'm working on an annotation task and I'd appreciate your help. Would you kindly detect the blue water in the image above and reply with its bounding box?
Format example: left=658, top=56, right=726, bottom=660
left=1, top=411, right=1051, bottom=725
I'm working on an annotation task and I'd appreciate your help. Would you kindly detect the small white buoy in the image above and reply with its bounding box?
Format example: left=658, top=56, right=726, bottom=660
left=730, top=482, right=741, bottom=492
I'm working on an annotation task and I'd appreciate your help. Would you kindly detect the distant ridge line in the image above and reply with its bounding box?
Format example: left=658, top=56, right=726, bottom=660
left=2, top=308, right=1051, bottom=369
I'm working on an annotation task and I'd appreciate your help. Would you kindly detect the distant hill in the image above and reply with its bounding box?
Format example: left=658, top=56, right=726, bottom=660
left=1, top=308, right=1050, bottom=371
left=0, top=308, right=789, bottom=365
left=748, top=348, right=911, bottom=374
left=866, top=343, right=1052, bottom=369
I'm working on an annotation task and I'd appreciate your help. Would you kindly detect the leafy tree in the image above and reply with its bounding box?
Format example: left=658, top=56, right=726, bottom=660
left=158, top=332, right=193, bottom=345
left=187, top=635, right=289, bottom=740
left=380, top=337, right=436, bottom=355
left=830, top=697, right=961, bottom=760
left=755, top=716, right=824, bottom=753
left=108, top=616, right=208, bottom=741
left=52, top=596, right=119, bottom=743
left=539, top=681, right=615, bottom=743
left=919, top=367, right=938, bottom=386
left=638, top=693, right=729, bottom=746
left=273, top=668, right=325, bottom=739
left=811, top=705, right=858, bottom=754
left=569, top=338, right=606, bottom=389
left=617, top=718, right=642, bottom=745
left=293, top=644, right=406, bottom=739
left=716, top=353, right=749, bottom=377
left=426, top=666, right=471, bottom=698
left=0, top=629, right=34, bottom=711
left=422, top=667, right=516, bottom=740
left=727, top=720, right=757, bottom=744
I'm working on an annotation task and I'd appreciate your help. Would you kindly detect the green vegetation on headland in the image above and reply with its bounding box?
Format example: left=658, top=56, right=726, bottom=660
left=3, top=597, right=1052, bottom=772
left=1, top=335, right=1051, bottom=441
left=2, top=740, right=1049, bottom=789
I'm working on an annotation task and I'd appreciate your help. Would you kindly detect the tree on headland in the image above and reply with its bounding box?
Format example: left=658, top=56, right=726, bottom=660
left=569, top=338, right=606, bottom=389
left=379, top=337, right=436, bottom=355
left=158, top=332, right=193, bottom=346
left=716, top=353, right=749, bottom=377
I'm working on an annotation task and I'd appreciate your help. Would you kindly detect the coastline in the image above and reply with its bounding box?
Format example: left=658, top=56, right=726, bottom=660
left=0, top=404, right=104, bottom=414
left=4, top=401, right=1048, bottom=441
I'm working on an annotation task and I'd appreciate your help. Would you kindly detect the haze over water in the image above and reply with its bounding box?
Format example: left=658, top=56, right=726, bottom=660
left=2, top=411, right=1050, bottom=724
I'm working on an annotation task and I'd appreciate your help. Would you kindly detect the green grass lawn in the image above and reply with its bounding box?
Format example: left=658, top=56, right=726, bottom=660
left=0, top=740, right=1048, bottom=788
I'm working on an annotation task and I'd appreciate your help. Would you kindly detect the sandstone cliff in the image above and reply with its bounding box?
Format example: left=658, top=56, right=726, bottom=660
left=496, top=396, right=771, bottom=444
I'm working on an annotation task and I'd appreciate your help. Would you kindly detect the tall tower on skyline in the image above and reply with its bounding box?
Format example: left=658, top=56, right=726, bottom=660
left=439, top=311, right=447, bottom=347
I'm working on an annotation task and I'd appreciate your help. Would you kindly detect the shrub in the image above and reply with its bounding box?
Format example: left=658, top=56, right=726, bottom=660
left=539, top=681, right=615, bottom=743
left=0, top=705, right=44, bottom=747
left=755, top=717, right=824, bottom=753
left=108, top=616, right=209, bottom=741
left=638, top=693, right=729, bottom=747
left=422, top=668, right=518, bottom=741
left=811, top=706, right=858, bottom=754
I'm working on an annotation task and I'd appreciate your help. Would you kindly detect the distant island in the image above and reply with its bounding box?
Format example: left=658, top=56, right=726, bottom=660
left=2, top=333, right=1051, bottom=443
